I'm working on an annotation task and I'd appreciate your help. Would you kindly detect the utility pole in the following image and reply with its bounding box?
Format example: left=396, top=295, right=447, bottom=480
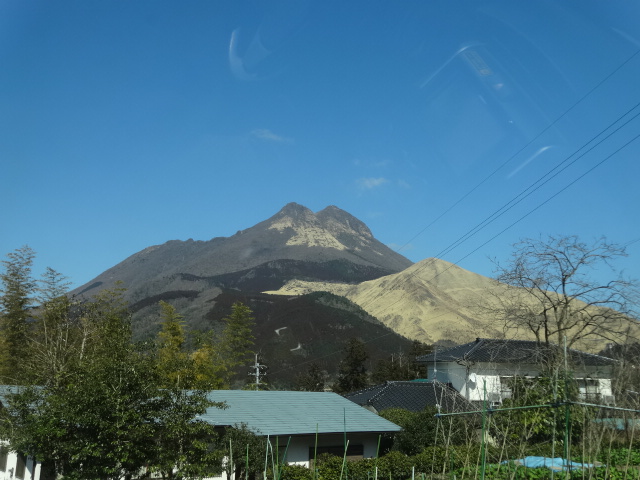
left=248, top=354, right=267, bottom=390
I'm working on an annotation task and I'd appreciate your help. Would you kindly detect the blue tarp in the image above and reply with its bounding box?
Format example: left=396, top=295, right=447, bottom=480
left=503, top=456, right=599, bottom=471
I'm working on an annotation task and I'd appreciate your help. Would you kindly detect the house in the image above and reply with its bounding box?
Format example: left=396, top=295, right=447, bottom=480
left=0, top=444, right=39, bottom=480
left=344, top=380, right=475, bottom=414
left=0, top=387, right=41, bottom=480
left=199, top=390, right=401, bottom=475
left=417, top=338, right=616, bottom=406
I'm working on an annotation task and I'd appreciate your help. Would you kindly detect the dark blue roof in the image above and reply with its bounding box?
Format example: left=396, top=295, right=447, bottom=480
left=344, top=380, right=474, bottom=413
left=418, top=338, right=616, bottom=367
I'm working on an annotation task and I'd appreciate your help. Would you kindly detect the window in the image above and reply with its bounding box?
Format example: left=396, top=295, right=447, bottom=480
left=0, top=446, right=8, bottom=472
left=579, top=378, right=600, bottom=401
left=499, top=376, right=535, bottom=400
left=499, top=376, right=513, bottom=400
left=15, top=452, right=26, bottom=479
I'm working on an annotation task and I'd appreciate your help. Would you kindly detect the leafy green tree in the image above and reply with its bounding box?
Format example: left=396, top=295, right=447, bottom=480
left=2, top=288, right=155, bottom=478
left=2, top=288, right=223, bottom=480
left=150, top=388, right=223, bottom=479
left=146, top=301, right=225, bottom=478
left=26, top=294, right=82, bottom=387
left=380, top=407, right=468, bottom=455
left=333, top=337, right=369, bottom=394
left=220, top=424, right=267, bottom=480
left=191, top=340, right=228, bottom=389
left=0, top=246, right=36, bottom=381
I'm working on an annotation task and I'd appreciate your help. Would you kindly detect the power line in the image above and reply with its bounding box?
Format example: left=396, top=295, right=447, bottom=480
left=396, top=47, right=640, bottom=254
left=452, top=131, right=640, bottom=268
left=360, top=108, right=640, bottom=322
left=427, top=101, right=640, bottom=264
left=269, top=50, right=640, bottom=379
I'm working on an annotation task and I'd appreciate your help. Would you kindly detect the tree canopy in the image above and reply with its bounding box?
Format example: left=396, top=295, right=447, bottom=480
left=491, top=235, right=639, bottom=349
left=0, top=248, right=263, bottom=479
left=0, top=245, right=36, bottom=380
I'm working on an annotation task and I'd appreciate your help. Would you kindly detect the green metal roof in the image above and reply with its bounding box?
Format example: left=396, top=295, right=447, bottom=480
left=200, top=390, right=401, bottom=437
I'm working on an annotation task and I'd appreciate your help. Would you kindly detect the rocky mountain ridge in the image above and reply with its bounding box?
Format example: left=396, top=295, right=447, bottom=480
left=265, top=257, right=506, bottom=345
left=72, top=202, right=413, bottom=339
left=75, top=203, right=410, bottom=296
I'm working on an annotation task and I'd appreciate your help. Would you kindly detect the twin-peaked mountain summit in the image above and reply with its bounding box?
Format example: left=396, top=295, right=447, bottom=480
left=73, top=203, right=501, bottom=365
left=74, top=203, right=412, bottom=310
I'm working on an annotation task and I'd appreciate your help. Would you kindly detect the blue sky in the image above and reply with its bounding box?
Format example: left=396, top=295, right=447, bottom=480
left=1, top=0, right=639, bottom=290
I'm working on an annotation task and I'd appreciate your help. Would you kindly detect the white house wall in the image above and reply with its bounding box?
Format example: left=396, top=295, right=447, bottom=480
left=428, top=363, right=467, bottom=396
left=465, top=374, right=501, bottom=403
left=0, top=447, right=39, bottom=480
left=597, top=378, right=613, bottom=397
left=428, top=361, right=614, bottom=404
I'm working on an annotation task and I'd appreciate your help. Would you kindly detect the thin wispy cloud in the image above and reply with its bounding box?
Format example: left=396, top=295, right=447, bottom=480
left=250, top=129, right=293, bottom=144
left=228, top=29, right=255, bottom=81
left=356, top=177, right=388, bottom=190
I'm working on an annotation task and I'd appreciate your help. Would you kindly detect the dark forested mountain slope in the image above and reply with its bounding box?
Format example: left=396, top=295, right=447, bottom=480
left=203, top=290, right=416, bottom=387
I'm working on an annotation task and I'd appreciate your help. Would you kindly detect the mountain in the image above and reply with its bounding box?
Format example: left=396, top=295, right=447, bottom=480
left=265, top=257, right=518, bottom=345
left=73, top=203, right=413, bottom=339
left=266, top=258, right=638, bottom=350
left=69, top=203, right=630, bottom=385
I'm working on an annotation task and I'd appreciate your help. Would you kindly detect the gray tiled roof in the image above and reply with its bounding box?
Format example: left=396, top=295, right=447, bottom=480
left=418, top=338, right=616, bottom=367
left=200, top=390, right=401, bottom=437
left=345, top=380, right=474, bottom=413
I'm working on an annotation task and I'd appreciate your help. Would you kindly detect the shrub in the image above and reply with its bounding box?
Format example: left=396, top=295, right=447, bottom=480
left=376, top=451, right=413, bottom=480
left=278, top=463, right=314, bottom=480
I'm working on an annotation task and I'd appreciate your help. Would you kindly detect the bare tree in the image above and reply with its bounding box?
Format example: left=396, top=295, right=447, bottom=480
left=491, top=235, right=638, bottom=349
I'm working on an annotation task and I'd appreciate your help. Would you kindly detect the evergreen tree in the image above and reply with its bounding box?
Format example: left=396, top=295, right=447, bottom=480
left=0, top=246, right=36, bottom=381
left=220, top=302, right=255, bottom=366
left=156, top=300, right=194, bottom=388
left=190, top=302, right=256, bottom=389
left=295, top=362, right=327, bottom=391
left=217, top=302, right=256, bottom=387
left=333, top=337, right=369, bottom=394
